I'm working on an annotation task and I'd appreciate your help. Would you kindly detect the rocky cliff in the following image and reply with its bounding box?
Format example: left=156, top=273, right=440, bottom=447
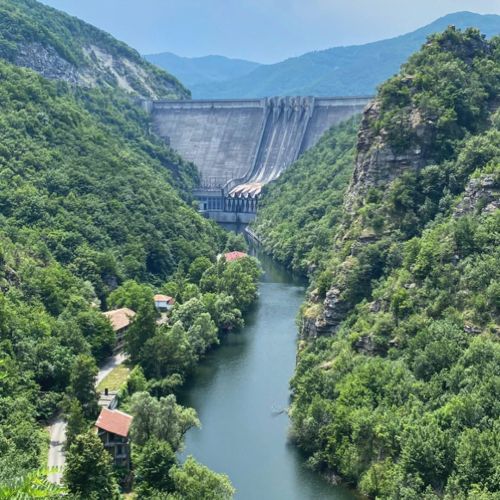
left=0, top=0, right=189, bottom=99
left=298, top=27, right=500, bottom=338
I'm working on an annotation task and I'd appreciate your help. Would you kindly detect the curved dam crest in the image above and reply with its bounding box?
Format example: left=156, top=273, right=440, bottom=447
left=146, top=96, right=371, bottom=222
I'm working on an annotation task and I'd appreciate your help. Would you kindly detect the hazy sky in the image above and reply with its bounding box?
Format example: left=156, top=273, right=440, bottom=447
left=40, top=0, right=500, bottom=63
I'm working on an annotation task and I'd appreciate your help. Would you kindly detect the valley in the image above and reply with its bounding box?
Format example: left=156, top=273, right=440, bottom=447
left=0, top=1, right=498, bottom=499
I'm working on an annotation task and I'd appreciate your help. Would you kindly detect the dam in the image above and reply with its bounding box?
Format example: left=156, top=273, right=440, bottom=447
left=147, top=96, right=371, bottom=222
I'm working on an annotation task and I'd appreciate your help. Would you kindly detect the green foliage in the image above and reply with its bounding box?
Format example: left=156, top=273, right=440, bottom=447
left=0, top=0, right=189, bottom=99
left=64, top=398, right=87, bottom=451
left=68, top=354, right=98, bottom=419
left=134, top=439, right=176, bottom=498
left=126, top=302, right=158, bottom=364
left=376, top=28, right=499, bottom=160
left=256, top=27, right=500, bottom=498
left=0, top=468, right=66, bottom=499
left=168, top=456, right=235, bottom=500
left=108, top=281, right=154, bottom=311
left=63, top=431, right=120, bottom=499
left=130, top=392, right=199, bottom=449
left=0, top=52, right=227, bottom=488
left=131, top=254, right=259, bottom=389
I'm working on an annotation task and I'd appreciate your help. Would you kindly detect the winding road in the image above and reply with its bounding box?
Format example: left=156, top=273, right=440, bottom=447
left=47, top=352, right=127, bottom=484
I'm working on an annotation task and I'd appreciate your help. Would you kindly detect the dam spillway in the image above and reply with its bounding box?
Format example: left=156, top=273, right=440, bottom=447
left=147, top=96, right=372, bottom=222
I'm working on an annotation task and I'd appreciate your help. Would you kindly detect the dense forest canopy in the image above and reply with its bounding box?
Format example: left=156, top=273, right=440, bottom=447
left=254, top=27, right=500, bottom=499
left=0, top=53, right=237, bottom=490
left=0, top=1, right=261, bottom=497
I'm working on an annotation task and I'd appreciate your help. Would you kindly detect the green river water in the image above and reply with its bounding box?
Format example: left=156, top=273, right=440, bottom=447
left=179, top=246, right=356, bottom=499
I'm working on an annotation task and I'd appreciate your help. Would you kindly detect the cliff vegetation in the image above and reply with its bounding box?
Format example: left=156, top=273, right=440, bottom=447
left=255, top=27, right=500, bottom=499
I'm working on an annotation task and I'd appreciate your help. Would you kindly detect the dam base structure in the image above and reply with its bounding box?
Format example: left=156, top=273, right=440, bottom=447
left=147, top=96, right=372, bottom=223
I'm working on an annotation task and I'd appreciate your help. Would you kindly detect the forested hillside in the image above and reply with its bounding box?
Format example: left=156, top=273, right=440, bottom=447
left=0, top=51, right=236, bottom=490
left=187, top=12, right=499, bottom=98
left=0, top=0, right=188, bottom=99
left=254, top=28, right=500, bottom=498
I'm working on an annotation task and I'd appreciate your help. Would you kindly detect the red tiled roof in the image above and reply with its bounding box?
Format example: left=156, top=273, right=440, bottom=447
left=96, top=408, right=132, bottom=437
left=103, top=308, right=135, bottom=332
left=224, top=251, right=248, bottom=262
left=154, top=294, right=174, bottom=304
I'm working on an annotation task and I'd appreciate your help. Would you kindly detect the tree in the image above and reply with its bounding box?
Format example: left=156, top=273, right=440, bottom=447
left=168, top=456, right=235, bottom=500
left=187, top=312, right=218, bottom=357
left=219, top=259, right=260, bottom=312
left=171, top=298, right=207, bottom=330
left=126, top=365, right=148, bottom=395
left=130, top=392, right=199, bottom=449
left=126, top=302, right=157, bottom=363
left=68, top=354, right=98, bottom=418
left=75, top=309, right=115, bottom=362
left=223, top=231, right=247, bottom=253
left=0, top=468, right=65, bottom=498
left=107, top=280, right=154, bottom=312
left=134, top=439, right=176, bottom=497
left=141, top=322, right=194, bottom=379
left=63, top=431, right=119, bottom=499
left=64, top=398, right=87, bottom=451
left=202, top=293, right=244, bottom=331
left=188, top=256, right=213, bottom=284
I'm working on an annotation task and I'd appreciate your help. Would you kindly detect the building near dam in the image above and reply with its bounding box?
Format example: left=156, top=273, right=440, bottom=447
left=146, top=96, right=372, bottom=223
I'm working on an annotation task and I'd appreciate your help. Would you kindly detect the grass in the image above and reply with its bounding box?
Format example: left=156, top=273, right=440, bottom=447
left=97, top=364, right=131, bottom=393
left=40, top=426, right=50, bottom=469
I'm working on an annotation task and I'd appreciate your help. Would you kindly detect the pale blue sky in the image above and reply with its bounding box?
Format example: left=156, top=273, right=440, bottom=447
left=40, top=0, right=500, bottom=63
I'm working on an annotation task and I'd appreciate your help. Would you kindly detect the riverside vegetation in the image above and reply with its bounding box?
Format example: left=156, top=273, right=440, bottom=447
left=0, top=0, right=261, bottom=497
left=254, top=27, right=500, bottom=499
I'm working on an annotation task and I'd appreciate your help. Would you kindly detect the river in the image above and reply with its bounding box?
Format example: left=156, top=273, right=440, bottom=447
left=179, top=246, right=355, bottom=499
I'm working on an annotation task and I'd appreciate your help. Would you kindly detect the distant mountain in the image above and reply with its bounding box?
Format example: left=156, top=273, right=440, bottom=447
left=144, top=52, right=260, bottom=91
left=0, top=0, right=189, bottom=99
left=171, top=12, right=500, bottom=98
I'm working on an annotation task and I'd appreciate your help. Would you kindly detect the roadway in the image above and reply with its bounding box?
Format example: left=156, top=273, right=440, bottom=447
left=47, top=351, right=127, bottom=484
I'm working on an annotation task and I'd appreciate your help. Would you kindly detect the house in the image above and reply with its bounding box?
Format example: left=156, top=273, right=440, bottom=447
left=95, top=408, right=133, bottom=470
left=224, top=251, right=248, bottom=262
left=103, top=308, right=136, bottom=349
left=154, top=294, right=175, bottom=312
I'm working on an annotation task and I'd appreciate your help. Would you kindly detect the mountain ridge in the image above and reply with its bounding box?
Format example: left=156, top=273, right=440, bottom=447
left=253, top=26, right=500, bottom=498
left=150, top=11, right=499, bottom=98
left=144, top=52, right=260, bottom=89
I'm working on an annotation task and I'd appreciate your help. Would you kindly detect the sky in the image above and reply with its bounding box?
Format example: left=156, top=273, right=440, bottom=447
left=40, top=0, right=500, bottom=63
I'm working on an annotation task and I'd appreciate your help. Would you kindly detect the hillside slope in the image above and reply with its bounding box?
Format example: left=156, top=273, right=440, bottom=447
left=144, top=52, right=260, bottom=90
left=0, top=0, right=189, bottom=99
left=190, top=12, right=500, bottom=98
left=254, top=27, right=499, bottom=498
left=0, top=55, right=228, bottom=483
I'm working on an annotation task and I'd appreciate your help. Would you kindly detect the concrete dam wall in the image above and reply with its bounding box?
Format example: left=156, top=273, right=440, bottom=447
left=148, top=96, right=372, bottom=222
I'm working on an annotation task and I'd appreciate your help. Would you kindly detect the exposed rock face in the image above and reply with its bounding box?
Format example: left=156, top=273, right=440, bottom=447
left=301, top=99, right=433, bottom=338
left=344, top=100, right=428, bottom=213
left=15, top=42, right=80, bottom=84
left=13, top=41, right=183, bottom=100
left=300, top=287, right=350, bottom=338
left=454, top=174, right=499, bottom=217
